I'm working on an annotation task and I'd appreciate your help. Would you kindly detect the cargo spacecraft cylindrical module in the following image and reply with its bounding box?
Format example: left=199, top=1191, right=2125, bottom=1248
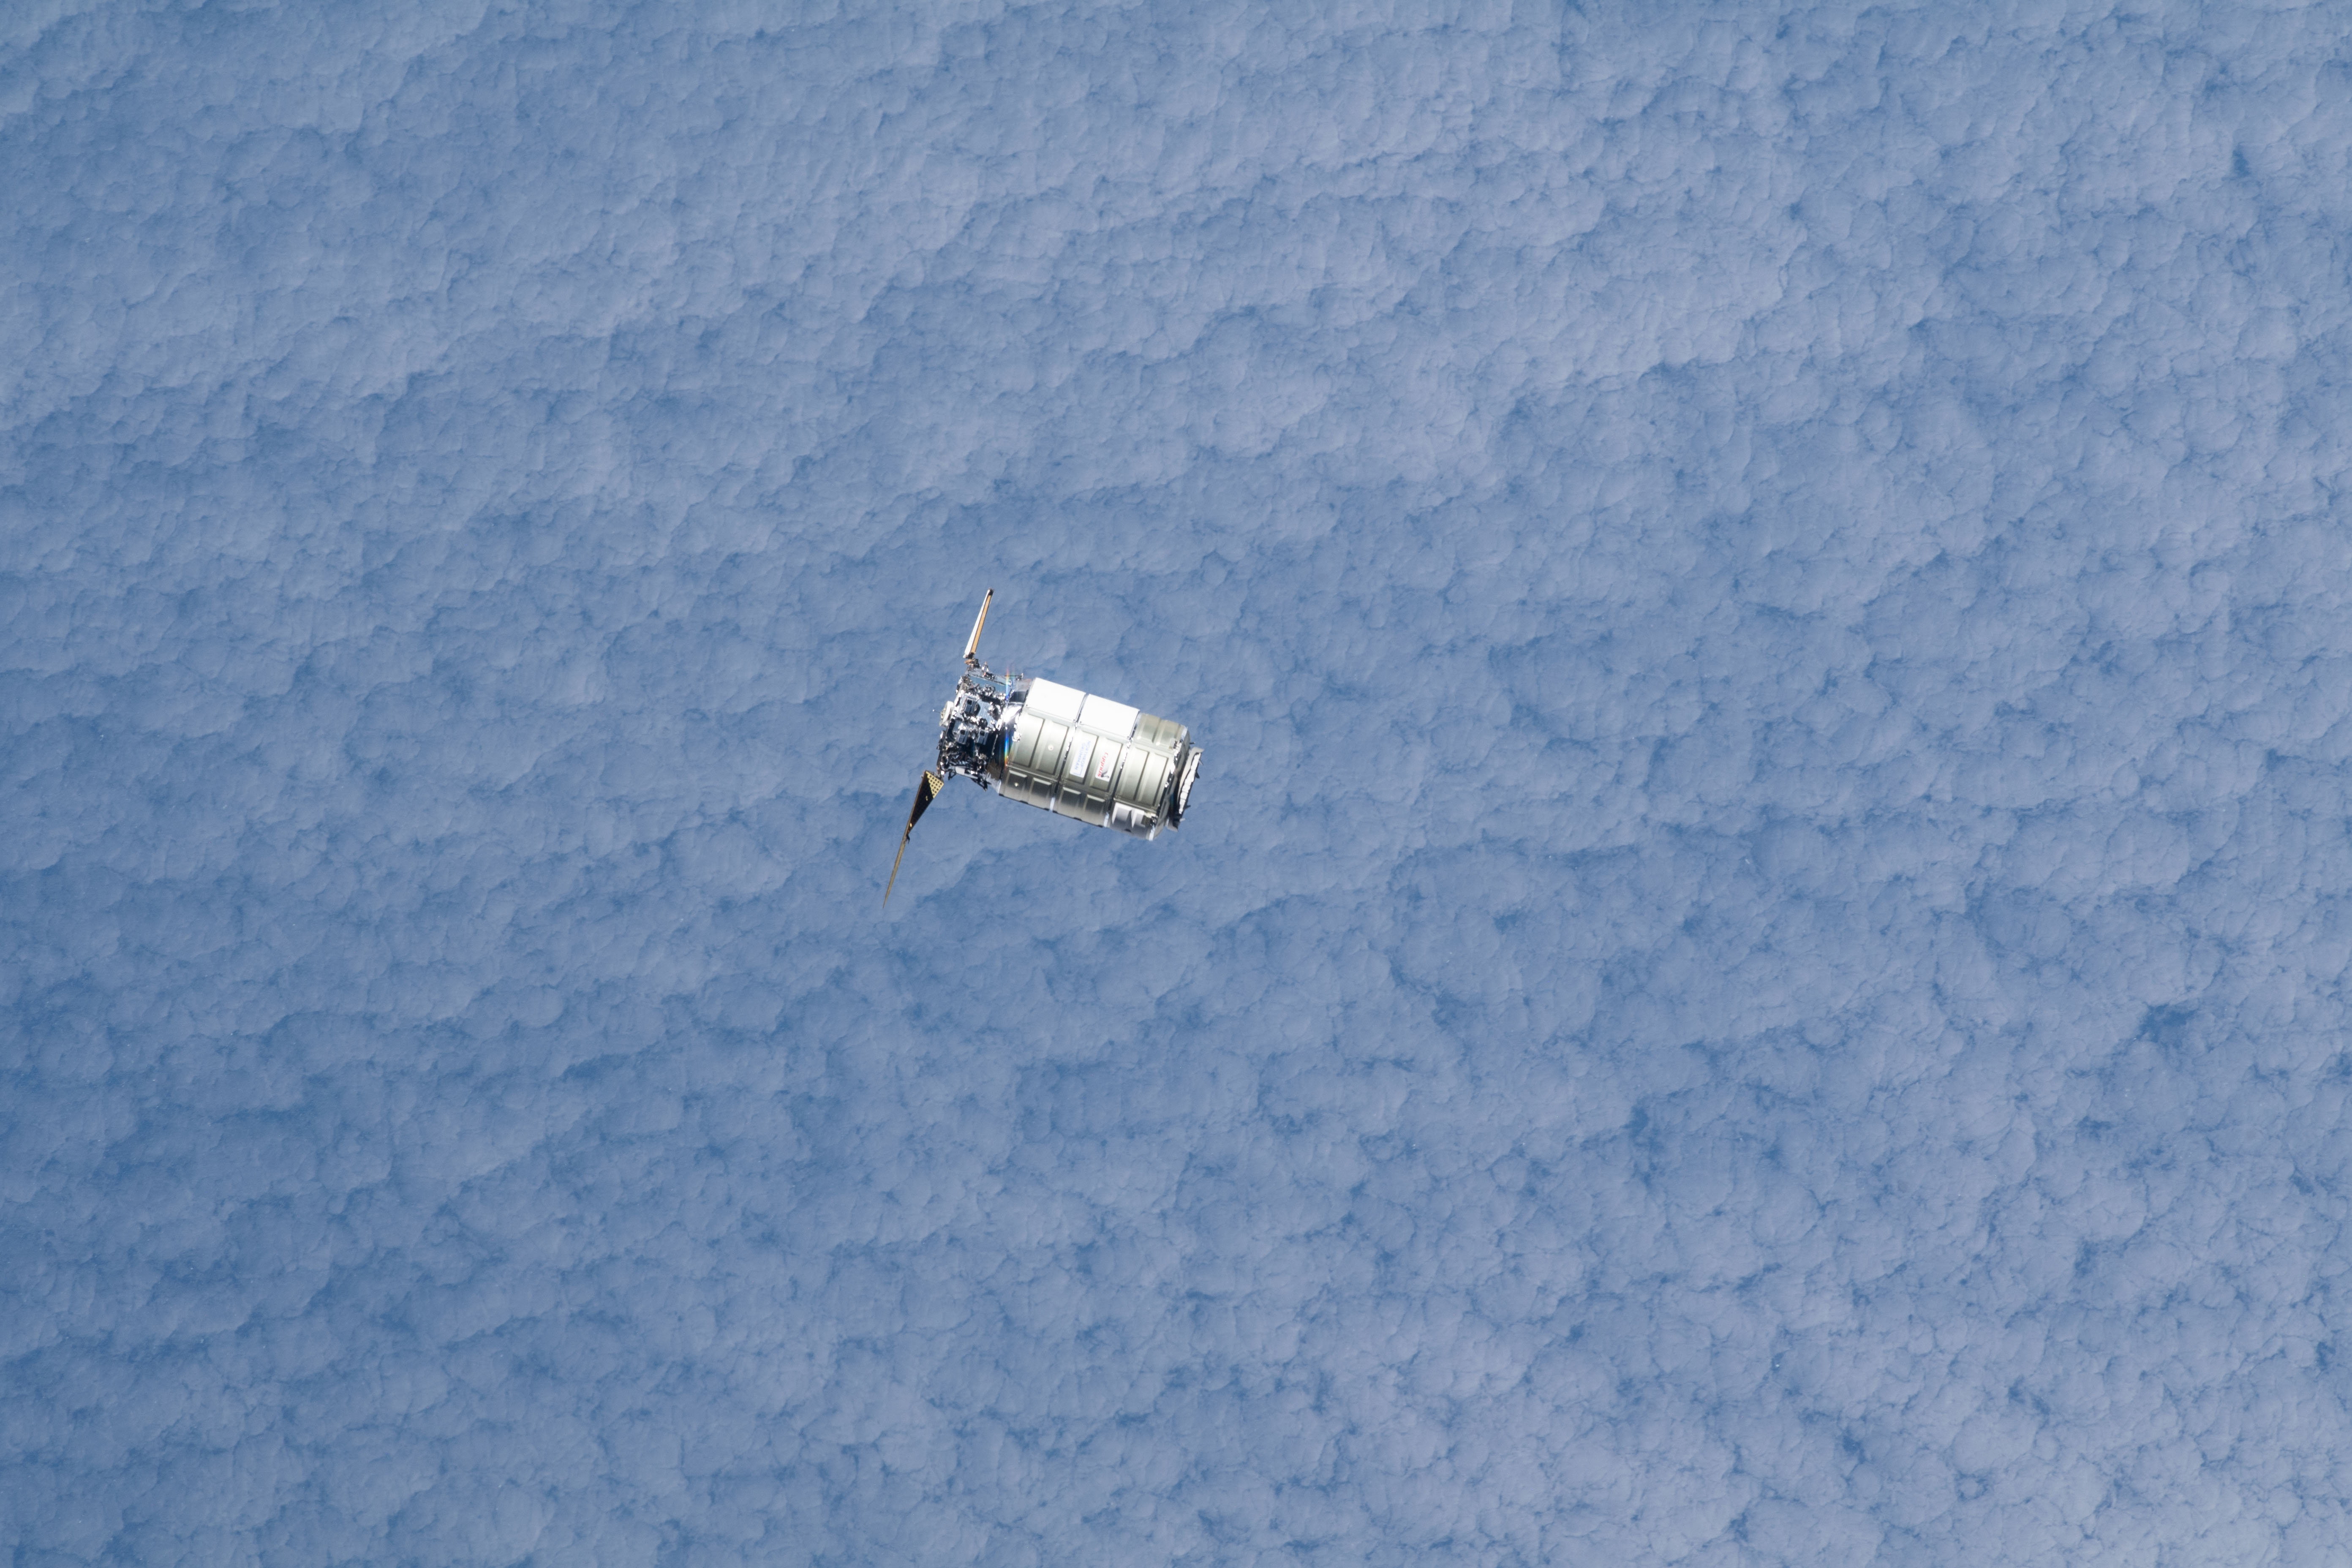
left=885, top=590, right=1203, bottom=904
left=938, top=672, right=1203, bottom=840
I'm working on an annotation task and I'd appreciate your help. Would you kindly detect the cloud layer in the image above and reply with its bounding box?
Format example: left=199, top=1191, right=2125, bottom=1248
left=6, top=3, right=2351, bottom=1563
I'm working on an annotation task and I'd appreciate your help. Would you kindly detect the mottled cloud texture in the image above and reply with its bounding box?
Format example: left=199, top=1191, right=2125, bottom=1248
left=7, top=3, right=2351, bottom=1563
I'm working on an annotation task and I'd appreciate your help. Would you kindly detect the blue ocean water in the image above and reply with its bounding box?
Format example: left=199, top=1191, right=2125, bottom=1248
left=6, top=3, right=2350, bottom=1563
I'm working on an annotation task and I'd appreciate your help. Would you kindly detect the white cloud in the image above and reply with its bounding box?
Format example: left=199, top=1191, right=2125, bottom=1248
left=5, top=2, right=2350, bottom=1563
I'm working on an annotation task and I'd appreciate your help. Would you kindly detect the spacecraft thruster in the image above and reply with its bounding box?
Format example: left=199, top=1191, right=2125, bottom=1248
left=885, top=590, right=1204, bottom=904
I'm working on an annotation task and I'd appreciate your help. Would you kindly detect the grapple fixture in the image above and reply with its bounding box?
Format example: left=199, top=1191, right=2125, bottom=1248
left=885, top=590, right=1204, bottom=904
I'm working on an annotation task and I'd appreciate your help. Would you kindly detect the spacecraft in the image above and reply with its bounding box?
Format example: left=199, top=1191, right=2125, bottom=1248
left=885, top=591, right=1204, bottom=903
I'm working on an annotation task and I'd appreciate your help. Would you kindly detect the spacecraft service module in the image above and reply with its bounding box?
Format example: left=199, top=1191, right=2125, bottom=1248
left=885, top=591, right=1205, bottom=904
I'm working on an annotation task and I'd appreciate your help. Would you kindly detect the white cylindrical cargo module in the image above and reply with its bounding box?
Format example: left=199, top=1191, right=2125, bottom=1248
left=998, top=678, right=1199, bottom=838
left=936, top=672, right=1202, bottom=841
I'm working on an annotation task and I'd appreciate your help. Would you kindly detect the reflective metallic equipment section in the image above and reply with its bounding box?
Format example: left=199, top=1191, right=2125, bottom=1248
left=936, top=667, right=1016, bottom=787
